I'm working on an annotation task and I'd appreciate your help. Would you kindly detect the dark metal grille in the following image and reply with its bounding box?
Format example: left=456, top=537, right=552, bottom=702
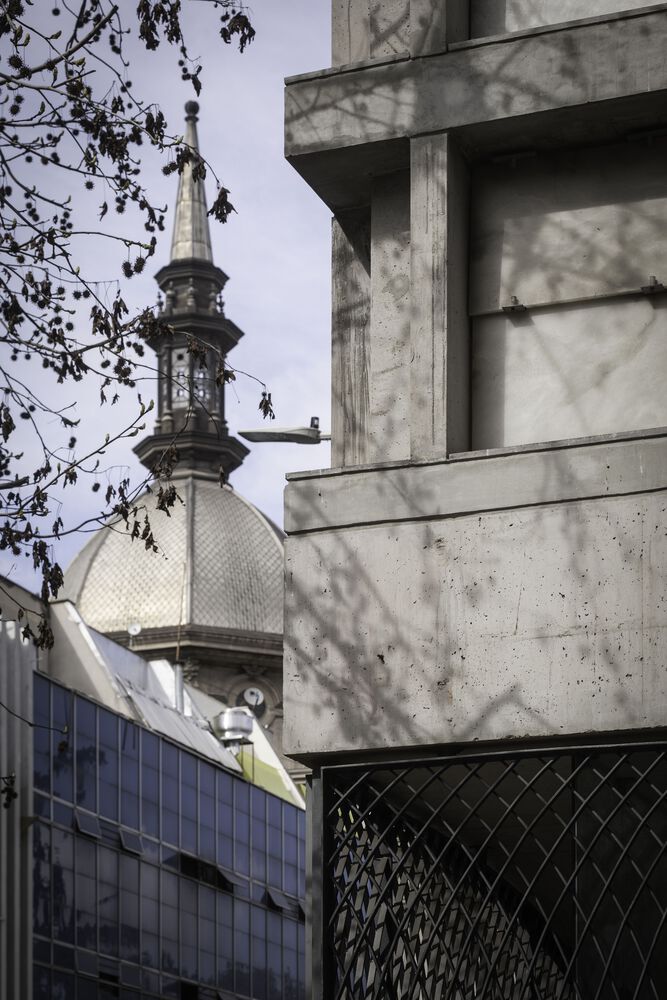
left=322, top=742, right=667, bottom=1000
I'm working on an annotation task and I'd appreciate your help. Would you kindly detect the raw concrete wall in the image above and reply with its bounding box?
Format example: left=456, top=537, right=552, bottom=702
left=471, top=0, right=659, bottom=38
left=472, top=299, right=667, bottom=449
left=284, top=480, right=667, bottom=756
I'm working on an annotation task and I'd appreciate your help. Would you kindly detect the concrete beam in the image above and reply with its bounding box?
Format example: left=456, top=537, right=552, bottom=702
left=285, top=430, right=667, bottom=533
left=286, top=8, right=667, bottom=207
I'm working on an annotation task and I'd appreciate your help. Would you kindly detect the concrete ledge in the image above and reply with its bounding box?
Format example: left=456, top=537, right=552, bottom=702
left=285, top=431, right=667, bottom=534
left=285, top=8, right=667, bottom=200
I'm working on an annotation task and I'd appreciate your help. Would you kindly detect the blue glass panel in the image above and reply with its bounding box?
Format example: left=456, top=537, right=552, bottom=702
left=141, top=730, right=159, bottom=838
left=234, top=784, right=250, bottom=875
left=75, top=837, right=97, bottom=951
left=283, top=918, right=299, bottom=1000
left=267, top=911, right=283, bottom=1000
left=234, top=899, right=250, bottom=996
left=284, top=863, right=298, bottom=896
left=98, top=710, right=119, bottom=822
left=140, top=862, right=159, bottom=970
left=75, top=697, right=97, bottom=811
left=251, top=905, right=267, bottom=1000
left=268, top=795, right=281, bottom=830
left=217, top=892, right=234, bottom=991
left=161, top=743, right=179, bottom=847
left=284, top=804, right=298, bottom=836
left=121, top=719, right=140, bottom=830
left=199, top=762, right=216, bottom=861
left=160, top=869, right=179, bottom=974
left=120, top=855, right=140, bottom=963
left=252, top=797, right=267, bottom=882
left=180, top=876, right=198, bottom=981
left=52, top=828, right=74, bottom=943
left=98, top=845, right=119, bottom=956
left=199, top=885, right=216, bottom=985
left=33, top=674, right=51, bottom=793
left=52, top=686, right=73, bottom=802
left=33, top=822, right=50, bottom=936
left=180, top=752, right=197, bottom=854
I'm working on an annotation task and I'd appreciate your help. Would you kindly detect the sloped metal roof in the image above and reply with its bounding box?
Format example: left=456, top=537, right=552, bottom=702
left=63, top=478, right=284, bottom=637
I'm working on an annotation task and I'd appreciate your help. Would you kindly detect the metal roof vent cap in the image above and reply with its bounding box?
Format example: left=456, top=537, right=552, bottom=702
left=215, top=707, right=253, bottom=745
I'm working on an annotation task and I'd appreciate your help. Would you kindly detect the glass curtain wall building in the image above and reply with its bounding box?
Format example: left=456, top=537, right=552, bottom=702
left=32, top=675, right=305, bottom=1000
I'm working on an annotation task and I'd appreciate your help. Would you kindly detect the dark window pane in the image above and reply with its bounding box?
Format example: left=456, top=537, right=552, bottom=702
left=76, top=837, right=97, bottom=950
left=234, top=900, right=250, bottom=996
left=121, top=720, right=140, bottom=830
left=235, top=808, right=250, bottom=876
left=52, top=970, right=75, bottom=1000
left=180, top=753, right=197, bottom=854
left=251, top=791, right=267, bottom=882
left=120, top=854, right=140, bottom=963
left=267, top=911, right=282, bottom=1000
left=217, top=892, right=234, bottom=990
left=52, top=687, right=73, bottom=802
left=52, top=828, right=74, bottom=943
left=99, top=710, right=119, bottom=822
left=75, top=810, right=101, bottom=838
left=162, top=743, right=179, bottom=847
left=251, top=905, right=267, bottom=1000
left=199, top=885, right=216, bottom=986
left=34, top=675, right=51, bottom=793
left=140, top=862, right=159, bottom=970
left=199, top=762, right=215, bottom=861
left=99, top=845, right=119, bottom=956
left=180, top=876, right=198, bottom=981
left=119, top=830, right=143, bottom=855
left=33, top=964, right=50, bottom=1000
left=161, top=870, right=179, bottom=974
left=75, top=697, right=97, bottom=811
left=33, top=822, right=50, bottom=936
left=141, top=730, right=160, bottom=838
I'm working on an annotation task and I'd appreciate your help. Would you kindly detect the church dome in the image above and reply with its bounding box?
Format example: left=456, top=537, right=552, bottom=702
left=63, top=478, right=284, bottom=638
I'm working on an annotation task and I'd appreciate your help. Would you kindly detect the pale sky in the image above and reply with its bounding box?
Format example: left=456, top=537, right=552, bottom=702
left=3, top=2, right=333, bottom=591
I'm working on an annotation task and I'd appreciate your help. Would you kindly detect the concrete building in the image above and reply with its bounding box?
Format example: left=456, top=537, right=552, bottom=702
left=283, top=3, right=667, bottom=997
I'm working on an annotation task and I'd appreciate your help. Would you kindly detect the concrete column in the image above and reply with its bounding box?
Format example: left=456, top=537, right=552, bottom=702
left=368, top=171, right=411, bottom=463
left=333, top=0, right=470, bottom=65
left=331, top=211, right=371, bottom=467
left=332, top=0, right=370, bottom=65
left=410, top=133, right=470, bottom=459
left=410, top=0, right=469, bottom=56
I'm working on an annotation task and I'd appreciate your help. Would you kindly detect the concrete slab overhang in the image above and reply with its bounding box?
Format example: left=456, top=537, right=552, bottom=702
left=285, top=6, right=667, bottom=210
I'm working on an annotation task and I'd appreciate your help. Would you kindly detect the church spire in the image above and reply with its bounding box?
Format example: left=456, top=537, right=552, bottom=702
left=170, top=101, right=213, bottom=263
left=134, top=104, right=249, bottom=483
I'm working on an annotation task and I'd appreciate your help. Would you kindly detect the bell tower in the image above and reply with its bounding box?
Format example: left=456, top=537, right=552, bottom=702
left=134, top=101, right=248, bottom=481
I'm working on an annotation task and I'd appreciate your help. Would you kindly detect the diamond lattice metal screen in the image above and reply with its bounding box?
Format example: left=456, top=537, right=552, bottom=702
left=322, top=742, right=667, bottom=1000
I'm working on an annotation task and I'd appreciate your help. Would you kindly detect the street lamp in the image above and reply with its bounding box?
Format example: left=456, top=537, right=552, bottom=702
left=239, top=416, right=330, bottom=445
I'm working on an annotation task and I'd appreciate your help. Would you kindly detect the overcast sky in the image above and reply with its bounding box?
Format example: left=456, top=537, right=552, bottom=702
left=3, top=2, right=333, bottom=591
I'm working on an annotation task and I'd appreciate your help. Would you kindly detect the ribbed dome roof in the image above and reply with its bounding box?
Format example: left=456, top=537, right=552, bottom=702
left=64, top=478, right=284, bottom=637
